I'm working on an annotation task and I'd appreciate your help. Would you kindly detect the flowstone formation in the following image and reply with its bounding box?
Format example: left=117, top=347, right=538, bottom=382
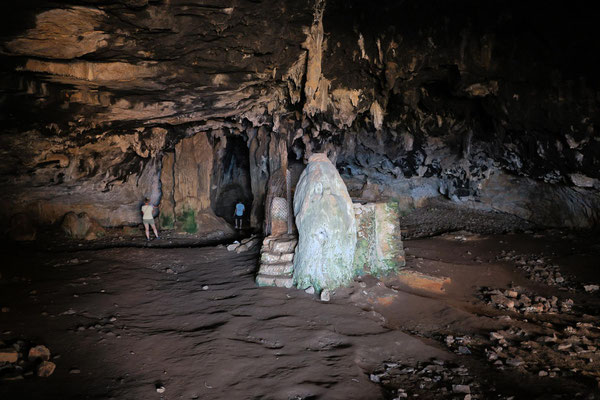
left=293, top=153, right=357, bottom=291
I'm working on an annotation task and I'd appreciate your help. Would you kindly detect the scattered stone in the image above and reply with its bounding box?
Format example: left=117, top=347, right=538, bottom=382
left=557, top=343, right=572, bottom=351
left=226, top=242, right=240, bottom=251
left=305, top=286, right=315, bottom=295
left=69, top=368, right=81, bottom=374
left=202, top=286, right=209, bottom=290
left=37, top=361, right=56, bottom=377
left=452, top=385, right=471, bottom=394
left=538, top=370, right=548, bottom=377
left=320, top=289, right=331, bottom=302
left=156, top=385, right=166, bottom=393
left=584, top=285, right=599, bottom=293
left=505, top=357, right=524, bottom=367
left=28, top=345, right=51, bottom=361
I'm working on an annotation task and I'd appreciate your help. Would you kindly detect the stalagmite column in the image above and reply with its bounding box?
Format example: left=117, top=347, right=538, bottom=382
left=292, top=153, right=357, bottom=291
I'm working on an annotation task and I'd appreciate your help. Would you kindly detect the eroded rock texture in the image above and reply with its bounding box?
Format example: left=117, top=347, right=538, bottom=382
left=293, top=153, right=356, bottom=291
left=1, top=0, right=599, bottom=233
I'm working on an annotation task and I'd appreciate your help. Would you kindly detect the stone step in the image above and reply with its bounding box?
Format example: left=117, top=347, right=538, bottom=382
left=271, top=240, right=297, bottom=254
left=256, top=274, right=294, bottom=288
left=258, top=262, right=293, bottom=276
left=260, top=251, right=295, bottom=264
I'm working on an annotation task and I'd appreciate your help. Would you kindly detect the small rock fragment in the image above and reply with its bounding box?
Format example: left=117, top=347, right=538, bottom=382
left=557, top=343, right=572, bottom=351
left=452, top=384, right=471, bottom=394
left=305, top=286, right=315, bottom=295
left=320, top=289, right=331, bottom=302
left=506, top=357, right=524, bottom=367
left=584, top=284, right=599, bottom=293
left=37, top=361, right=56, bottom=377
left=28, top=345, right=51, bottom=361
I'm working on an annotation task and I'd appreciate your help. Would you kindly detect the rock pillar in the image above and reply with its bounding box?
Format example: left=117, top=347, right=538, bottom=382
left=292, top=153, right=357, bottom=291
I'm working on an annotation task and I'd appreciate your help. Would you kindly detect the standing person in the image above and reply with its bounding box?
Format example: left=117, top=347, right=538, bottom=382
left=141, top=198, right=160, bottom=240
left=234, top=200, right=245, bottom=230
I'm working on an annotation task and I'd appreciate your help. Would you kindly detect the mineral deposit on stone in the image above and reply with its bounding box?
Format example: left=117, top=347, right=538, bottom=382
left=293, top=153, right=356, bottom=291
left=354, top=202, right=406, bottom=276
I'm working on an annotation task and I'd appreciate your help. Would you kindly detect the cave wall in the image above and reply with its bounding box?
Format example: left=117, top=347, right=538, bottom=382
left=1, top=0, right=599, bottom=233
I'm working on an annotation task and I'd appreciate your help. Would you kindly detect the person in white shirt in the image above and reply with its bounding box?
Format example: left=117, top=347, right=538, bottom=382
left=141, top=198, right=160, bottom=240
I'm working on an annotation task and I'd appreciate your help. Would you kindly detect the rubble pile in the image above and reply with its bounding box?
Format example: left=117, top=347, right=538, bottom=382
left=369, top=359, right=484, bottom=399
left=497, top=251, right=572, bottom=288
left=479, top=287, right=575, bottom=315
left=0, top=340, right=56, bottom=381
left=483, top=320, right=600, bottom=386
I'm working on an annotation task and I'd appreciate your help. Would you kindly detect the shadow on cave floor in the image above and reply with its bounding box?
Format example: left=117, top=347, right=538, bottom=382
left=1, top=230, right=600, bottom=399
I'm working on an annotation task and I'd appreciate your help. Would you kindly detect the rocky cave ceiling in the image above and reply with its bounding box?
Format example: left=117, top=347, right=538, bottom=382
left=1, top=0, right=599, bottom=231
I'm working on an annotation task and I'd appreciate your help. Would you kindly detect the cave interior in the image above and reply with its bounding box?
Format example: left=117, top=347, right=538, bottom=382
left=1, top=0, right=600, bottom=399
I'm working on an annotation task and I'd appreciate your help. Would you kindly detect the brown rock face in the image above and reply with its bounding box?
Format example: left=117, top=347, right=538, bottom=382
left=61, top=212, right=105, bottom=240
left=159, top=132, right=234, bottom=235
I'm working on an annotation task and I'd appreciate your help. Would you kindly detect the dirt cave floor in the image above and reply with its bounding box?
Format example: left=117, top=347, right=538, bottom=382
left=1, top=230, right=600, bottom=399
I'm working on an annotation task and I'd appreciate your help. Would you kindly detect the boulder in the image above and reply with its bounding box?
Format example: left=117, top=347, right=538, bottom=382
left=28, top=345, right=51, bottom=361
left=37, top=361, right=56, bottom=377
left=292, top=153, right=357, bottom=291
left=61, top=212, right=105, bottom=240
left=9, top=213, right=37, bottom=241
left=353, top=201, right=406, bottom=277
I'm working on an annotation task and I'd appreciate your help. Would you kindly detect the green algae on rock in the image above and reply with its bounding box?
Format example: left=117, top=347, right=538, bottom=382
left=354, top=201, right=406, bottom=277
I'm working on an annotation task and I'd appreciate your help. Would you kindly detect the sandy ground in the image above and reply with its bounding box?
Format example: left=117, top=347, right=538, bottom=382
left=1, top=229, right=599, bottom=399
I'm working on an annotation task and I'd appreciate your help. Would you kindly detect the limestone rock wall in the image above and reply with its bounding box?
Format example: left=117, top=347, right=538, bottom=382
left=1, top=0, right=600, bottom=231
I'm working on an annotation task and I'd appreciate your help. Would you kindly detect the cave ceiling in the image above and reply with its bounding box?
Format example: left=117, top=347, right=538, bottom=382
left=1, top=0, right=599, bottom=229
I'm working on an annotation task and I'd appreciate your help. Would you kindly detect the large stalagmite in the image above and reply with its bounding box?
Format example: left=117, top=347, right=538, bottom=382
left=293, top=153, right=357, bottom=291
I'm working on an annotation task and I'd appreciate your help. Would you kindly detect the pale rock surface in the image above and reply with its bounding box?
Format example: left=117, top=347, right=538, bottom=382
left=293, top=153, right=357, bottom=291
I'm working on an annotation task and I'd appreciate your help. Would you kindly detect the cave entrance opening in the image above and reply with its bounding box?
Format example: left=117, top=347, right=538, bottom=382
left=212, top=135, right=253, bottom=227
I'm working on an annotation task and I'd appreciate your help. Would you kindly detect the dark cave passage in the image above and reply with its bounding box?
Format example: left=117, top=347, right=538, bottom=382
left=212, top=135, right=253, bottom=226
